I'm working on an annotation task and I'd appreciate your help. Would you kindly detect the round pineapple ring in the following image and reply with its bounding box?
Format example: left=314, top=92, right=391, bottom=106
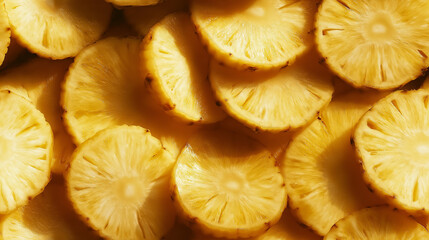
left=0, top=90, right=53, bottom=214
left=210, top=50, right=334, bottom=132
left=191, top=0, right=317, bottom=71
left=172, top=128, right=287, bottom=239
left=106, top=0, right=160, bottom=6
left=354, top=89, right=429, bottom=214
left=316, top=0, right=429, bottom=89
left=67, top=125, right=176, bottom=240
left=282, top=91, right=386, bottom=235
left=141, top=12, right=225, bottom=124
left=4, top=0, right=112, bottom=59
left=325, top=206, right=429, bottom=239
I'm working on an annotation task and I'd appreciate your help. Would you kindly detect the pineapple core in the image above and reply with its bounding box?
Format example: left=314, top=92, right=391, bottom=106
left=365, top=12, right=397, bottom=42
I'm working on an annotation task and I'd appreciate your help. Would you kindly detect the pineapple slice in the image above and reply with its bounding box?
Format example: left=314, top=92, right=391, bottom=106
left=190, top=0, right=317, bottom=71
left=354, top=89, right=429, bottom=215
left=316, top=0, right=429, bottom=89
left=171, top=128, right=287, bottom=239
left=4, top=0, right=112, bottom=59
left=141, top=12, right=225, bottom=123
left=0, top=90, right=52, bottom=214
left=124, top=0, right=188, bottom=36
left=281, top=91, right=387, bottom=235
left=67, top=125, right=176, bottom=240
left=1, top=177, right=100, bottom=240
left=193, top=209, right=320, bottom=240
left=0, top=0, right=10, bottom=67
left=325, top=206, right=429, bottom=239
left=0, top=58, right=74, bottom=174
left=106, top=0, right=160, bottom=7
left=210, top=49, right=334, bottom=132
left=62, top=37, right=198, bottom=158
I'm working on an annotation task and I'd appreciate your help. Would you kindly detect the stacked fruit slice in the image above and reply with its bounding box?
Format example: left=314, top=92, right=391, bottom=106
left=172, top=128, right=286, bottom=239
left=0, top=90, right=52, bottom=214
left=67, top=126, right=176, bottom=240
left=5, top=0, right=112, bottom=59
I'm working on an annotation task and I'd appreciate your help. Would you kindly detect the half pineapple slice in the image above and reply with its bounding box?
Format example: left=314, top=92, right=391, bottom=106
left=124, top=0, right=188, bottom=36
left=281, top=91, right=386, bottom=235
left=325, top=206, right=429, bottom=239
left=4, top=0, right=112, bottom=59
left=1, top=177, right=100, bottom=240
left=172, top=128, right=286, bottom=239
left=354, top=89, right=429, bottom=215
left=0, top=58, right=74, bottom=174
left=193, top=209, right=320, bottom=240
left=106, top=0, right=159, bottom=6
left=67, top=125, right=176, bottom=240
left=191, top=0, right=317, bottom=71
left=0, top=90, right=53, bottom=214
left=62, top=37, right=198, bottom=158
left=316, top=0, right=429, bottom=89
left=141, top=12, right=225, bottom=123
left=210, top=49, right=334, bottom=132
left=0, top=0, right=10, bottom=67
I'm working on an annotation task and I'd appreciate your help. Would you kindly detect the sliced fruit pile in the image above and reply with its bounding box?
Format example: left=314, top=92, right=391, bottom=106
left=1, top=0, right=429, bottom=239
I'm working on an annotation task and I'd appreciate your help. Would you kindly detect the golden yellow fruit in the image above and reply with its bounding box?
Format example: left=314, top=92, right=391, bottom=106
left=172, top=128, right=286, bottom=239
left=316, top=0, right=429, bottom=89
left=191, top=0, right=317, bottom=70
left=67, top=125, right=176, bottom=240
left=141, top=12, right=225, bottom=123
left=0, top=0, right=11, bottom=67
left=282, top=91, right=387, bottom=235
left=1, top=177, right=100, bottom=240
left=0, top=90, right=53, bottom=214
left=0, top=58, right=74, bottom=174
left=354, top=89, right=429, bottom=215
left=325, top=206, right=429, bottom=239
left=210, top=49, right=334, bottom=132
left=62, top=37, right=199, bottom=158
left=193, top=208, right=320, bottom=240
left=5, top=0, right=112, bottom=59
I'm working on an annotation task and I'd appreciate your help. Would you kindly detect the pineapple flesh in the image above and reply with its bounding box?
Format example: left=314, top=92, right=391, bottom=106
left=106, top=0, right=160, bottom=7
left=66, top=125, right=176, bottom=240
left=0, top=90, right=53, bottom=214
left=316, top=0, right=429, bottom=89
left=62, top=37, right=198, bottom=158
left=1, top=177, right=100, bottom=240
left=281, top=91, right=387, bottom=235
left=191, top=0, right=317, bottom=71
left=171, top=128, right=287, bottom=239
left=354, top=89, right=429, bottom=214
left=210, top=49, right=334, bottom=132
left=193, top=209, right=320, bottom=240
left=325, top=206, right=429, bottom=239
left=0, top=58, right=74, bottom=174
left=141, top=12, right=225, bottom=124
left=4, top=0, right=112, bottom=59
left=124, top=0, right=188, bottom=36
left=0, top=0, right=10, bottom=67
